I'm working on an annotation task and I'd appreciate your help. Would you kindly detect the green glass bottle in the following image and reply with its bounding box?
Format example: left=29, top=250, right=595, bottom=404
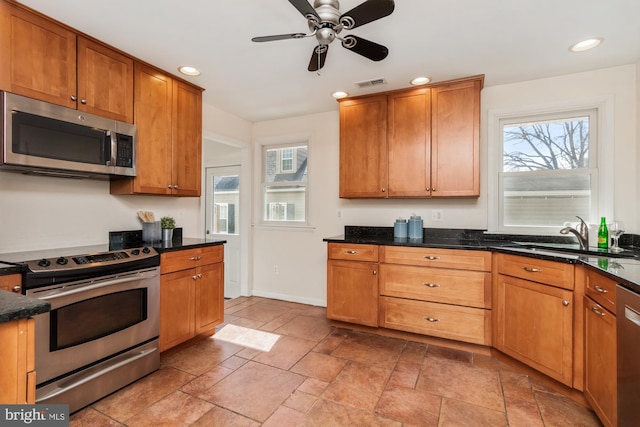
left=597, top=217, right=609, bottom=249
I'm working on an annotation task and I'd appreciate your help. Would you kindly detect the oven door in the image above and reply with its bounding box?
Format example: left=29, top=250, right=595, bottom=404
left=27, top=267, right=159, bottom=385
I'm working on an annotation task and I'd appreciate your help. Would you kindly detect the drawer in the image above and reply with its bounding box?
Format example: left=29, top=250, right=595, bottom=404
left=379, top=296, right=491, bottom=345
left=0, top=274, right=22, bottom=294
left=381, top=246, right=491, bottom=272
left=380, top=264, right=491, bottom=308
left=585, top=267, right=617, bottom=314
left=161, top=245, right=224, bottom=274
left=328, top=243, right=379, bottom=262
left=497, top=253, right=574, bottom=290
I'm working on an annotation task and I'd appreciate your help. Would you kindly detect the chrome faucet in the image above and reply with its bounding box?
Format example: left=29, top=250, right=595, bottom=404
left=560, top=216, right=589, bottom=250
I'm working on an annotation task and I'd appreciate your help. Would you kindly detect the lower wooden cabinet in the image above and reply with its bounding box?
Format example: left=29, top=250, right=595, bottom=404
left=0, top=317, right=35, bottom=403
left=583, top=268, right=618, bottom=427
left=0, top=273, right=21, bottom=293
left=160, top=245, right=224, bottom=351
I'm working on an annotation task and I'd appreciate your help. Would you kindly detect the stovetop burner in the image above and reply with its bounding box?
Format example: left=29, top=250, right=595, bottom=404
left=24, top=246, right=157, bottom=273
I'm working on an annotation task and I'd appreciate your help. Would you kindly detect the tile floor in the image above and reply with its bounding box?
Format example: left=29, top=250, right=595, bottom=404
left=70, top=296, right=602, bottom=426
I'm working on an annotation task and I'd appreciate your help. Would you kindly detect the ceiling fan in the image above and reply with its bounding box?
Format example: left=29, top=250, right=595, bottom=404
left=252, top=0, right=395, bottom=72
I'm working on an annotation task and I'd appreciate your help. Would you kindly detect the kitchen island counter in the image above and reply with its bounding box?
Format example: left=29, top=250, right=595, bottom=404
left=0, top=290, right=50, bottom=324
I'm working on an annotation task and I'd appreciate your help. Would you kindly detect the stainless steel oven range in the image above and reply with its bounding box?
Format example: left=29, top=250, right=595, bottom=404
left=20, top=245, right=160, bottom=413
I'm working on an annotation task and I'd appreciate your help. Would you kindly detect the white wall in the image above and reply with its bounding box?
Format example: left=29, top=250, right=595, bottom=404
left=250, top=65, right=637, bottom=306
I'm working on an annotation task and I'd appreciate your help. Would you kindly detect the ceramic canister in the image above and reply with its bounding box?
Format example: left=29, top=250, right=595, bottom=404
left=394, top=218, right=408, bottom=238
left=408, top=214, right=423, bottom=239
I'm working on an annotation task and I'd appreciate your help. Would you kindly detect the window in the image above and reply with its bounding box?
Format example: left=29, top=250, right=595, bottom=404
left=498, top=109, right=598, bottom=233
left=262, top=144, right=308, bottom=223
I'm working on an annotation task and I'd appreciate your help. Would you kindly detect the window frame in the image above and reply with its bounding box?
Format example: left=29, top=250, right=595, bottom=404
left=254, top=133, right=313, bottom=230
left=487, top=97, right=614, bottom=235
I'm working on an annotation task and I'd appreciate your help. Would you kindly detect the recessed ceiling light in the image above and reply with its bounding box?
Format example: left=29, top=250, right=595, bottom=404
left=332, top=91, right=349, bottom=99
left=569, top=38, right=603, bottom=52
left=178, top=66, right=201, bottom=76
left=410, top=76, right=431, bottom=86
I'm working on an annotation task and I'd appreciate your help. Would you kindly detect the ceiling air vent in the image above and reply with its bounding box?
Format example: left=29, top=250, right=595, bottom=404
left=355, top=78, right=387, bottom=88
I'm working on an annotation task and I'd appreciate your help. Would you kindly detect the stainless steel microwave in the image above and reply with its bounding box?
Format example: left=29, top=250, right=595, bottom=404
left=1, top=91, right=136, bottom=179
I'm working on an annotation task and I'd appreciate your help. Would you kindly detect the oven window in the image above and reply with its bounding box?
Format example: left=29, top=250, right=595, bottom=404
left=50, top=289, right=147, bottom=351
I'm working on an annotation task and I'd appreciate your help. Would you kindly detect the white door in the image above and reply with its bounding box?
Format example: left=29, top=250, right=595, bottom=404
left=205, top=166, right=241, bottom=299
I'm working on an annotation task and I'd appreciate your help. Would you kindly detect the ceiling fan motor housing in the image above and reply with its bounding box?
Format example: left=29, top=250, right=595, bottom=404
left=311, top=0, right=342, bottom=45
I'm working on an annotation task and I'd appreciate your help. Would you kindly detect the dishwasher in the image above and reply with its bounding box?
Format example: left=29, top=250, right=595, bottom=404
left=617, top=285, right=640, bottom=424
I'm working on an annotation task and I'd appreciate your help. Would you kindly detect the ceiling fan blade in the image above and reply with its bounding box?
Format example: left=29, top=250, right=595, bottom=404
left=288, top=0, right=320, bottom=20
left=342, top=35, right=388, bottom=61
left=308, top=45, right=328, bottom=72
left=252, top=33, right=307, bottom=42
left=340, top=0, right=395, bottom=29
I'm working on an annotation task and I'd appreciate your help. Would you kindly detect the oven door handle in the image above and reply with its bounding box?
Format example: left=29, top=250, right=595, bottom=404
left=38, top=269, right=158, bottom=300
left=36, top=346, right=158, bottom=402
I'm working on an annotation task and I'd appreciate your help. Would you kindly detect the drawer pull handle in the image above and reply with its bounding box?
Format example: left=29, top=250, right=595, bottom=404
left=345, top=250, right=358, bottom=255
left=522, top=267, right=542, bottom=273
left=189, top=256, right=202, bottom=261
left=593, top=285, right=608, bottom=294
left=424, top=256, right=440, bottom=260
left=422, top=316, right=440, bottom=322
left=591, top=305, right=606, bottom=317
left=423, top=283, right=440, bottom=288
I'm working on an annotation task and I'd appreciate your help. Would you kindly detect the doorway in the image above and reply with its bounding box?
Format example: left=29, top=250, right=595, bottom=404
left=205, top=165, right=241, bottom=299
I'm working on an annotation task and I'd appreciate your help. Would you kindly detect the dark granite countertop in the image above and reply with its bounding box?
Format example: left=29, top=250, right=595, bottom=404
left=325, top=226, right=640, bottom=295
left=0, top=290, right=50, bottom=323
left=149, top=238, right=226, bottom=253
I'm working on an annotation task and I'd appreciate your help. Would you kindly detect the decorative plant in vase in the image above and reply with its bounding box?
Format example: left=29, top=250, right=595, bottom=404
left=160, top=216, right=176, bottom=241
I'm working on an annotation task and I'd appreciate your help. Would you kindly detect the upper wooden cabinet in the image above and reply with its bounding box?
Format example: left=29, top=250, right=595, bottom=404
left=0, top=1, right=134, bottom=122
left=110, top=63, right=202, bottom=196
left=338, top=75, right=483, bottom=198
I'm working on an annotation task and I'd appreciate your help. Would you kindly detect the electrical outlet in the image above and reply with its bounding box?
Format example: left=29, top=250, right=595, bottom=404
left=432, top=210, right=443, bottom=221
left=273, top=265, right=279, bottom=275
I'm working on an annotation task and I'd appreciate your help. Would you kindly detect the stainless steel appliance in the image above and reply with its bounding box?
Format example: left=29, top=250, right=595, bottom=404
left=617, top=284, right=640, bottom=424
left=20, top=245, right=160, bottom=413
left=1, top=91, right=136, bottom=178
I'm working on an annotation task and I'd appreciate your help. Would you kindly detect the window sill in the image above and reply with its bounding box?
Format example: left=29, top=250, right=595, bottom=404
left=253, top=223, right=316, bottom=232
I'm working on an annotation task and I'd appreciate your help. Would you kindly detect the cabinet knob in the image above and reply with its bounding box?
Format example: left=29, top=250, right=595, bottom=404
left=12, top=285, right=21, bottom=293
left=174, top=185, right=179, bottom=189
left=422, top=316, right=440, bottom=322
left=381, top=188, right=386, bottom=192
left=423, top=283, right=440, bottom=288
left=562, top=299, right=570, bottom=307
left=423, top=256, right=440, bottom=260
left=431, top=187, right=436, bottom=192
left=70, top=95, right=77, bottom=101
left=192, top=275, right=198, bottom=280
left=345, top=250, right=358, bottom=255
left=168, top=185, right=173, bottom=189
left=81, top=99, right=87, bottom=104
left=594, top=285, right=608, bottom=294
left=372, top=270, right=377, bottom=275
left=197, top=273, right=203, bottom=279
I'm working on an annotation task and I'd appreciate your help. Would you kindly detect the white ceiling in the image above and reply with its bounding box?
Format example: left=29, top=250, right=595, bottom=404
left=16, top=0, right=640, bottom=123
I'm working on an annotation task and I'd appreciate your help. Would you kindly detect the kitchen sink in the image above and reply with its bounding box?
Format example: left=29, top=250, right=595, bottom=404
left=511, top=242, right=639, bottom=259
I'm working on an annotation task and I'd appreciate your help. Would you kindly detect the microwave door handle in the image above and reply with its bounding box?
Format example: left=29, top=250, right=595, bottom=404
left=107, top=130, right=115, bottom=166
left=35, top=269, right=158, bottom=300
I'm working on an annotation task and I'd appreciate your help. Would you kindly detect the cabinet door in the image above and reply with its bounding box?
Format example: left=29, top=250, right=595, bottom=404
left=0, top=318, right=34, bottom=404
left=0, top=273, right=21, bottom=293
left=387, top=88, right=431, bottom=197
left=494, top=274, right=573, bottom=386
left=160, top=269, right=195, bottom=351
left=195, top=263, right=224, bottom=334
left=339, top=95, right=388, bottom=198
left=327, top=259, right=379, bottom=326
left=584, top=296, right=617, bottom=427
left=430, top=79, right=481, bottom=197
left=172, top=80, right=202, bottom=196
left=0, top=1, right=76, bottom=108
left=112, top=63, right=173, bottom=195
left=77, top=37, right=134, bottom=123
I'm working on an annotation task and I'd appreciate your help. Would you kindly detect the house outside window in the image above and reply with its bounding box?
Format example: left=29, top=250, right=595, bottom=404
left=497, top=108, right=599, bottom=233
left=262, top=144, right=308, bottom=224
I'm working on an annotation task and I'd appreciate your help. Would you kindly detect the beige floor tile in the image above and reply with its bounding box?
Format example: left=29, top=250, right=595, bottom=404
left=535, top=389, right=601, bottom=426
left=387, top=360, right=421, bottom=389
left=330, top=331, right=405, bottom=369
left=301, top=399, right=401, bottom=426
left=252, top=335, right=317, bottom=370
left=262, top=406, right=306, bottom=427
left=92, top=367, right=194, bottom=422
left=398, top=341, right=428, bottom=365
left=439, top=398, right=508, bottom=427
left=232, top=302, right=291, bottom=323
left=283, top=390, right=318, bottom=413
left=191, top=405, right=260, bottom=427
left=322, top=361, right=392, bottom=412
left=500, top=370, right=536, bottom=404
left=69, top=408, right=123, bottom=426
left=417, top=357, right=505, bottom=412
left=161, top=338, right=242, bottom=376
left=426, top=344, right=473, bottom=365
left=375, top=386, right=441, bottom=426
left=198, top=361, right=305, bottom=422
left=504, top=398, right=545, bottom=427
left=297, top=378, right=330, bottom=396
left=290, top=351, right=348, bottom=382
left=124, top=390, right=213, bottom=427
left=275, top=315, right=333, bottom=342
left=180, top=365, right=234, bottom=396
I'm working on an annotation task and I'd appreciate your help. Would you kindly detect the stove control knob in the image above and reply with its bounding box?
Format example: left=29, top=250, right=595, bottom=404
left=131, top=249, right=140, bottom=255
left=56, top=257, right=68, bottom=265
left=142, top=247, right=151, bottom=254
left=38, top=258, right=51, bottom=267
